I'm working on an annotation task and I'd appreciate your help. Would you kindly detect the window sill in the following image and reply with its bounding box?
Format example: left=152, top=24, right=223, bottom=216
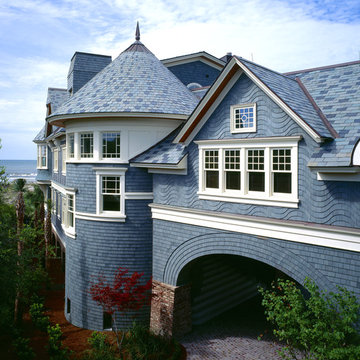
left=75, top=211, right=126, bottom=222
left=198, top=191, right=299, bottom=208
left=37, top=167, right=48, bottom=170
left=62, top=225, right=76, bottom=239
left=67, top=159, right=129, bottom=164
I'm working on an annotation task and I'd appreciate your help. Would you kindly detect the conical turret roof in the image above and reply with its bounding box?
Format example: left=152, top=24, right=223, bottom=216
left=49, top=30, right=199, bottom=120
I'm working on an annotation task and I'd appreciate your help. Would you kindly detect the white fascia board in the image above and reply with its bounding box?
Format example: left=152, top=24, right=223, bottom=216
left=174, top=58, right=242, bottom=145
left=150, top=204, right=360, bottom=252
left=195, top=136, right=302, bottom=147
left=234, top=58, right=322, bottom=143
left=162, top=52, right=225, bottom=70
left=51, top=224, right=66, bottom=249
left=131, top=155, right=187, bottom=170
left=51, top=181, right=77, bottom=195
left=75, top=212, right=126, bottom=222
left=48, top=112, right=189, bottom=125
left=312, top=166, right=360, bottom=182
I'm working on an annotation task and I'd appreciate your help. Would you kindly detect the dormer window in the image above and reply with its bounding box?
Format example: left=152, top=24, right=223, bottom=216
left=80, top=133, right=93, bottom=158
left=231, top=103, right=256, bottom=133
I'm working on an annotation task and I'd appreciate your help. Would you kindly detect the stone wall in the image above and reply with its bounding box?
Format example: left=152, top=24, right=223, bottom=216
left=150, top=280, right=191, bottom=338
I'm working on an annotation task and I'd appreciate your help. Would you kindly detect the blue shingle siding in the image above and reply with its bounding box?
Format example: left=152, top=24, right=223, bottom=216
left=65, top=199, right=153, bottom=330
left=153, top=220, right=360, bottom=298
left=153, top=74, right=360, bottom=228
left=167, top=60, right=221, bottom=87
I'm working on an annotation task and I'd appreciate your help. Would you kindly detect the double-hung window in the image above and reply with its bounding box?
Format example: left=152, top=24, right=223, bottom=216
left=68, top=134, right=75, bottom=159
left=197, top=137, right=300, bottom=207
left=80, top=133, right=93, bottom=158
left=62, top=146, right=66, bottom=175
left=60, top=192, right=75, bottom=237
left=204, top=150, right=219, bottom=189
left=102, top=132, right=121, bottom=158
left=53, top=148, right=59, bottom=173
left=94, top=167, right=127, bottom=219
left=37, top=145, right=48, bottom=169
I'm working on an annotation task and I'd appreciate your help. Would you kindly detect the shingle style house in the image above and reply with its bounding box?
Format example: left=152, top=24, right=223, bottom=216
left=34, top=25, right=360, bottom=337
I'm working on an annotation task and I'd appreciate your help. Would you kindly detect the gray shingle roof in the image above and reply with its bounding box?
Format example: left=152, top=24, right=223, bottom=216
left=49, top=41, right=199, bottom=118
left=289, top=62, right=360, bottom=167
left=131, top=128, right=186, bottom=165
left=237, top=57, right=333, bottom=139
left=33, top=125, right=46, bottom=142
left=46, top=88, right=68, bottom=113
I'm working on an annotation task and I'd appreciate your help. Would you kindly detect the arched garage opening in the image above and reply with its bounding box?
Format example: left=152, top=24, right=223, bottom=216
left=176, top=254, right=291, bottom=325
left=150, top=232, right=336, bottom=337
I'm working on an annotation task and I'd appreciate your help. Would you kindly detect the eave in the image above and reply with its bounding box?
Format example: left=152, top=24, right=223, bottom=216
left=48, top=112, right=189, bottom=127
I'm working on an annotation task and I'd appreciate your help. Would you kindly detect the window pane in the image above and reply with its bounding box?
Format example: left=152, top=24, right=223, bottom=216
left=204, top=150, right=218, bottom=169
left=234, top=106, right=255, bottom=129
left=205, top=170, right=219, bottom=188
left=248, top=149, right=264, bottom=171
left=103, top=195, right=121, bottom=211
left=103, top=132, right=121, bottom=158
left=274, top=173, right=292, bottom=193
left=226, top=171, right=241, bottom=190
left=69, top=134, right=74, bottom=158
left=103, top=312, right=112, bottom=329
left=249, top=172, right=265, bottom=192
left=81, top=133, right=93, bottom=157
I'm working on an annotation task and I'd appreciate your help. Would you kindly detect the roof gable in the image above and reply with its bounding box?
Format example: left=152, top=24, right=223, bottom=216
left=175, top=57, right=334, bottom=144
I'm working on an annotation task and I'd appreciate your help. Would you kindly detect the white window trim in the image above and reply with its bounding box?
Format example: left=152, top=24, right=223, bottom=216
left=196, top=137, right=300, bottom=208
left=53, top=148, right=59, bottom=173
left=230, top=103, right=257, bottom=133
left=52, top=181, right=76, bottom=238
left=101, top=131, right=121, bottom=159
left=80, top=132, right=94, bottom=159
left=37, top=144, right=48, bottom=169
left=94, top=167, right=127, bottom=220
left=61, top=145, right=66, bottom=175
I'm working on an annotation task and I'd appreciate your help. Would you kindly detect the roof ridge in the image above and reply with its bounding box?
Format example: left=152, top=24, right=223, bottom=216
left=295, top=77, right=338, bottom=139
left=235, top=56, right=296, bottom=82
left=283, top=60, right=360, bottom=75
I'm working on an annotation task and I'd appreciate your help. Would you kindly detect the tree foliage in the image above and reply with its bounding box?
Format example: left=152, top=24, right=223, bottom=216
left=90, top=267, right=152, bottom=353
left=259, top=278, right=360, bottom=360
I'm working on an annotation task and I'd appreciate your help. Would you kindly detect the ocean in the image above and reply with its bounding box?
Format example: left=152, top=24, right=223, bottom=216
left=0, top=160, right=37, bottom=183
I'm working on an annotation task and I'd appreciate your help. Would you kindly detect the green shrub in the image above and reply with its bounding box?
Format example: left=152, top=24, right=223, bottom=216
left=259, top=278, right=360, bottom=360
left=12, top=337, right=35, bottom=360
left=123, top=322, right=181, bottom=360
left=29, top=302, right=50, bottom=332
left=81, top=331, right=118, bottom=360
left=47, top=324, right=72, bottom=360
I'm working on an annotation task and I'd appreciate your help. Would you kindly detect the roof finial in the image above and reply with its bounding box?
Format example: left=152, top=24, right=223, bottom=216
left=135, top=21, right=140, bottom=41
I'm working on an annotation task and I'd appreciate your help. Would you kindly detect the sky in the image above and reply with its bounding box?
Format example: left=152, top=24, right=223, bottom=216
left=0, top=0, right=359, bottom=160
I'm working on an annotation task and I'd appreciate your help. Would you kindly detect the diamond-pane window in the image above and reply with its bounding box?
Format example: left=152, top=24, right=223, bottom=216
left=231, top=104, right=256, bottom=133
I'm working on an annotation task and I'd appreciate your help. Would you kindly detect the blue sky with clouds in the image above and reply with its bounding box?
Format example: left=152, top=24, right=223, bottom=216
left=0, top=0, right=359, bottom=159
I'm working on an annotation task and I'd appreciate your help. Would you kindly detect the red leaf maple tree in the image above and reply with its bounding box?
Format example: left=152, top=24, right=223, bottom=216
left=89, top=267, right=152, bottom=352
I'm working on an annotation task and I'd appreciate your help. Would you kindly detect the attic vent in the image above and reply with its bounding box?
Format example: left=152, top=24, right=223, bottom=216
left=187, top=82, right=202, bottom=90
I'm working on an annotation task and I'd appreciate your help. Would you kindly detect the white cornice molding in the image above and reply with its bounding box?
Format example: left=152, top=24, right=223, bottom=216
left=150, top=204, right=360, bottom=252
left=162, top=52, right=225, bottom=70
left=51, top=181, right=77, bottom=195
left=48, top=112, right=189, bottom=126
left=195, top=136, right=302, bottom=147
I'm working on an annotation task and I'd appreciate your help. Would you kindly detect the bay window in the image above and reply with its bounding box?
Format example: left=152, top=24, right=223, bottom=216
left=102, top=132, right=121, bottom=158
left=196, top=137, right=300, bottom=207
left=80, top=133, right=93, bottom=158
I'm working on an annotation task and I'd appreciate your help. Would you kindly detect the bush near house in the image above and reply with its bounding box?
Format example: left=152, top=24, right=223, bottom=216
left=259, top=278, right=360, bottom=360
